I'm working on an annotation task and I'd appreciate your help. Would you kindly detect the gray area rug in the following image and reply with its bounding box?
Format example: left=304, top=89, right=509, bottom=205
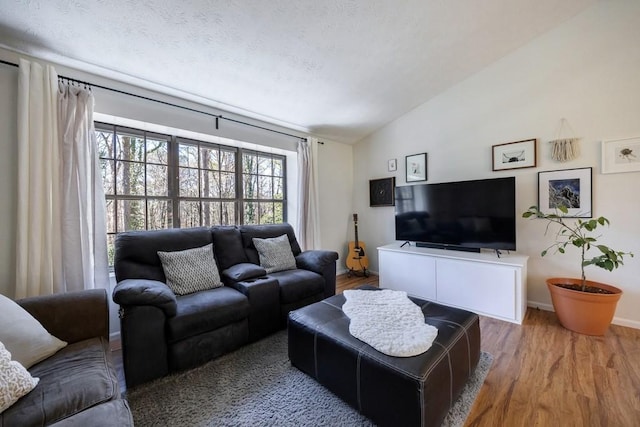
left=126, top=331, right=493, bottom=427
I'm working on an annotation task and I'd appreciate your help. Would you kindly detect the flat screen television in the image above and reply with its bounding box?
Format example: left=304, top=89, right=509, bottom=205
left=394, top=177, right=516, bottom=252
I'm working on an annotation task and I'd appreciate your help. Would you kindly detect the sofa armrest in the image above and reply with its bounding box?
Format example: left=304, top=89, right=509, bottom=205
left=221, top=263, right=267, bottom=284
left=113, top=279, right=177, bottom=317
left=295, top=250, right=339, bottom=275
left=296, top=250, right=339, bottom=298
left=17, top=289, right=108, bottom=344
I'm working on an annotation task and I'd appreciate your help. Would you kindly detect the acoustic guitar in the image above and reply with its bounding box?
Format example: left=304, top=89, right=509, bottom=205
left=346, top=213, right=369, bottom=276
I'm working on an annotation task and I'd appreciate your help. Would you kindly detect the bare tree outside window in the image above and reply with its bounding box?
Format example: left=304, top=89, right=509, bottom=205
left=96, top=123, right=286, bottom=266
left=242, top=151, right=285, bottom=225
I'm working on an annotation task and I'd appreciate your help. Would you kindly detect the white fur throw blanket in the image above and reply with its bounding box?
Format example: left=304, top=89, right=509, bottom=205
left=342, top=289, right=438, bottom=357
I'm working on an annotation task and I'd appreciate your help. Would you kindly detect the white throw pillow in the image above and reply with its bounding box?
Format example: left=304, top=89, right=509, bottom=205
left=158, top=243, right=223, bottom=296
left=0, top=294, right=67, bottom=369
left=0, top=340, right=39, bottom=413
left=252, top=234, right=297, bottom=273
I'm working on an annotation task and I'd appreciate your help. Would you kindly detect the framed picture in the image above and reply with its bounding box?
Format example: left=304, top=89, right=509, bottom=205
left=369, top=177, right=395, bottom=207
left=406, top=153, right=427, bottom=182
left=538, top=167, right=592, bottom=218
left=492, top=139, right=536, bottom=171
left=388, top=158, right=397, bottom=172
left=601, top=136, right=640, bottom=174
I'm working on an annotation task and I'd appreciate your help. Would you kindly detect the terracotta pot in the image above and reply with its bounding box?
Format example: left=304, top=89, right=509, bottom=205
left=546, top=278, right=622, bottom=336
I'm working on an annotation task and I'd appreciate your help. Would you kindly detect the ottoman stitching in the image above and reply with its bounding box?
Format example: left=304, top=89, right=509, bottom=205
left=295, top=301, right=478, bottom=382
left=296, top=305, right=465, bottom=381
left=428, top=315, right=477, bottom=377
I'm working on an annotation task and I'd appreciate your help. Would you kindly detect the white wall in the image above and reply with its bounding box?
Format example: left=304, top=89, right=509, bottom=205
left=354, top=1, right=640, bottom=328
left=316, top=139, right=354, bottom=273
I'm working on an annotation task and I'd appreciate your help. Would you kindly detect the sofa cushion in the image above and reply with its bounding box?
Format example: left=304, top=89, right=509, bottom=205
left=158, top=243, right=222, bottom=296
left=240, top=223, right=302, bottom=265
left=269, top=269, right=325, bottom=304
left=252, top=234, right=297, bottom=273
left=0, top=341, right=39, bottom=414
left=115, top=226, right=213, bottom=282
left=211, top=226, right=249, bottom=270
left=0, top=293, right=67, bottom=369
left=166, top=287, right=249, bottom=343
left=0, top=337, right=118, bottom=426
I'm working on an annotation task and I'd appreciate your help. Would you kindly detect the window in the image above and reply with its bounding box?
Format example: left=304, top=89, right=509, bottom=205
left=96, top=123, right=287, bottom=265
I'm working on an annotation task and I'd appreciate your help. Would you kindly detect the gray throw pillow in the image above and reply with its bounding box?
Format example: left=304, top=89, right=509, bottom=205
left=158, top=244, right=222, bottom=296
left=252, top=234, right=297, bottom=274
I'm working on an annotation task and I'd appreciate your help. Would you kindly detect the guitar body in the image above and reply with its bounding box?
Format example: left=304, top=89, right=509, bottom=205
left=346, top=213, right=369, bottom=275
left=346, top=241, right=370, bottom=271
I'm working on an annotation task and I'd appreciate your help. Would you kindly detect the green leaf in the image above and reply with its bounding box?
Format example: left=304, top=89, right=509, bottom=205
left=541, top=250, right=548, bottom=257
left=558, top=205, right=569, bottom=214
left=558, top=248, right=565, bottom=254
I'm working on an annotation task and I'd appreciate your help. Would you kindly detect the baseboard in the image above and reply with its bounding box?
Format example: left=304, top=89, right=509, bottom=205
left=527, top=300, right=640, bottom=330
left=527, top=300, right=554, bottom=312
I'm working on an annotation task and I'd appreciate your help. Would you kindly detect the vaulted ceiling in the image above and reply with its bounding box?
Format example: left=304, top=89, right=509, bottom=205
left=0, top=0, right=596, bottom=143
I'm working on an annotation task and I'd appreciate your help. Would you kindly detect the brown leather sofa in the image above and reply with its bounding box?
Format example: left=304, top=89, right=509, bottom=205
left=112, top=223, right=339, bottom=388
left=1, top=289, right=133, bottom=427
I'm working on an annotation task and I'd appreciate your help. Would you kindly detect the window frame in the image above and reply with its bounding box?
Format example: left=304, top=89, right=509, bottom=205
left=95, top=122, right=287, bottom=265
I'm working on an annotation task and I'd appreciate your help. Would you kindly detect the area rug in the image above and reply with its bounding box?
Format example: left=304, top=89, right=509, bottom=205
left=126, top=331, right=492, bottom=426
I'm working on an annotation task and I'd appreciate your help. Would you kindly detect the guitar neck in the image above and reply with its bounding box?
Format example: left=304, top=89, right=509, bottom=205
left=354, top=224, right=360, bottom=247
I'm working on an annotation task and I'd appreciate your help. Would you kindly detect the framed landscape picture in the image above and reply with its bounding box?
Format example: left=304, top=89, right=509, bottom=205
left=538, top=167, right=592, bottom=218
left=492, top=139, right=536, bottom=171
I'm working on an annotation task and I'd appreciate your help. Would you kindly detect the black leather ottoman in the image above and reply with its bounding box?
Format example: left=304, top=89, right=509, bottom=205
left=288, top=290, right=481, bottom=427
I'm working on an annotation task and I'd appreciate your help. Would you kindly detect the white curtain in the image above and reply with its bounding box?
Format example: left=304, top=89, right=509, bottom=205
left=16, top=59, right=108, bottom=298
left=16, top=59, right=63, bottom=298
left=58, top=82, right=108, bottom=293
left=296, top=137, right=320, bottom=250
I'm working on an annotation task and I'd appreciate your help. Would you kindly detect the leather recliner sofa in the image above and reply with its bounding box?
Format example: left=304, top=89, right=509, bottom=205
left=112, top=223, right=338, bottom=388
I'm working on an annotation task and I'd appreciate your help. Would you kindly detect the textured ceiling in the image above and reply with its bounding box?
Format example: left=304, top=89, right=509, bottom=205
left=0, top=0, right=596, bottom=143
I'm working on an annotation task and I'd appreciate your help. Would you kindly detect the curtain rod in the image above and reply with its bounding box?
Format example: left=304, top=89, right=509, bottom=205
left=0, top=58, right=311, bottom=142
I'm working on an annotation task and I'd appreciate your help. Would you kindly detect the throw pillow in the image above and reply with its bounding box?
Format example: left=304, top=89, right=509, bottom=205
left=252, top=234, right=297, bottom=273
left=0, top=294, right=67, bottom=369
left=157, top=243, right=223, bottom=296
left=0, top=340, right=39, bottom=413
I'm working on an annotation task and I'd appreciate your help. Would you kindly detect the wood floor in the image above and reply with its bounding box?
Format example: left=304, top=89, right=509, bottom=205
left=113, top=274, right=640, bottom=426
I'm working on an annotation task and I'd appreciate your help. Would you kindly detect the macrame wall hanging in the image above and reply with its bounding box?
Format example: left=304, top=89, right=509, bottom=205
left=549, top=118, right=580, bottom=162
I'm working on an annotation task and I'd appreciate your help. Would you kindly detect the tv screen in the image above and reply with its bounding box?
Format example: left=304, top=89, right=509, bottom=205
left=394, top=177, right=516, bottom=252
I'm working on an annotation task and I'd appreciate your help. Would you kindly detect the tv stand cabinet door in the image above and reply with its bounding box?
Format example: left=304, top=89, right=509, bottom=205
left=379, top=250, right=436, bottom=300
left=436, top=259, right=517, bottom=321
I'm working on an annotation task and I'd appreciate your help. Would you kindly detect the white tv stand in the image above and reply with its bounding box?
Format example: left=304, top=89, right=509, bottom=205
left=378, top=243, right=528, bottom=324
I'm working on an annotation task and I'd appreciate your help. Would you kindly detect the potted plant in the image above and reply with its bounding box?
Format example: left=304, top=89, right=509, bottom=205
left=522, top=205, right=634, bottom=335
